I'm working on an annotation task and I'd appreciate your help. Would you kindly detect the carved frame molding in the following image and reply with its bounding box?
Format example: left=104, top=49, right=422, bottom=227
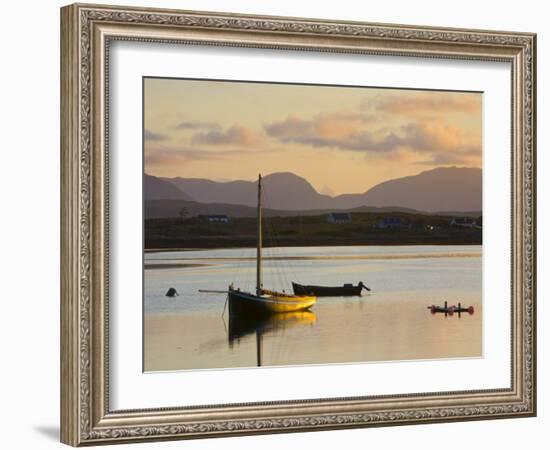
left=61, top=3, right=536, bottom=446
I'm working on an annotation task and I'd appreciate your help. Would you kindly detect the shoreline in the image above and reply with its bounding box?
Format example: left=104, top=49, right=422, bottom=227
left=144, top=263, right=210, bottom=269
left=145, top=242, right=482, bottom=253
left=143, top=242, right=483, bottom=253
left=144, top=252, right=481, bottom=261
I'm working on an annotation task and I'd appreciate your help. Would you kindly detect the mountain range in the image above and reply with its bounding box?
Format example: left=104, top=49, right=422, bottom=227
left=144, top=173, right=192, bottom=201
left=144, top=167, right=481, bottom=217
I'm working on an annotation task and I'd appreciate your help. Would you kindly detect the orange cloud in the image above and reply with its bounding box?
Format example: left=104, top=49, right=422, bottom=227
left=372, top=92, right=481, bottom=116
left=264, top=112, right=377, bottom=148
left=174, top=121, right=221, bottom=131
left=315, top=112, right=374, bottom=139
left=399, top=121, right=479, bottom=152
left=265, top=111, right=480, bottom=166
left=191, top=125, right=263, bottom=146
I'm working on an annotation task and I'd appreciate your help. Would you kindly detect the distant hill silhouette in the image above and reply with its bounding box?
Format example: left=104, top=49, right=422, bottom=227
left=165, top=172, right=334, bottom=210
left=143, top=167, right=481, bottom=213
left=144, top=173, right=191, bottom=201
left=326, top=167, right=482, bottom=211
left=360, top=167, right=482, bottom=212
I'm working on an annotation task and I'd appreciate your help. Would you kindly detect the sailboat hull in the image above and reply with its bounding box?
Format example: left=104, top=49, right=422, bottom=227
left=228, top=290, right=316, bottom=318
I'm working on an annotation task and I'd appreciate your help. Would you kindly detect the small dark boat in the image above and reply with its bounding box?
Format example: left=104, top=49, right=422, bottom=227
left=292, top=281, right=370, bottom=297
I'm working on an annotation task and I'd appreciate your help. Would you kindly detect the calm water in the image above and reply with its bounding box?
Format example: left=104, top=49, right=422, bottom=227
left=144, top=245, right=482, bottom=371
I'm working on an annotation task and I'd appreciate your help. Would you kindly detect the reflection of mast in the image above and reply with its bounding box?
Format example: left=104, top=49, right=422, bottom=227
left=227, top=311, right=317, bottom=368
left=256, top=174, right=262, bottom=297
left=256, top=330, right=262, bottom=367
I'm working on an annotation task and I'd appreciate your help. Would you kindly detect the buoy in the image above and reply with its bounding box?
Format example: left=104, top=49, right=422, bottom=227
left=166, top=287, right=178, bottom=297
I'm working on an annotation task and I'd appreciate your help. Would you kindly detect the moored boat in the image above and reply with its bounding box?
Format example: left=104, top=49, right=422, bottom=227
left=292, top=281, right=370, bottom=297
left=200, top=174, right=317, bottom=317
left=228, top=287, right=316, bottom=318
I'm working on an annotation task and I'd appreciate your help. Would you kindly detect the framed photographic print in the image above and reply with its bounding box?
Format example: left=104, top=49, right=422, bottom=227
left=60, top=3, right=536, bottom=446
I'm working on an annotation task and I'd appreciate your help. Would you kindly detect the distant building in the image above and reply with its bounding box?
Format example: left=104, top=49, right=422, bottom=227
left=327, top=212, right=352, bottom=224
left=205, top=214, right=230, bottom=223
left=450, top=217, right=477, bottom=228
left=377, top=217, right=409, bottom=229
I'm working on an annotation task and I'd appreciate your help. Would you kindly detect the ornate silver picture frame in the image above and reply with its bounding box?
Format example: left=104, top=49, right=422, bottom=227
left=60, top=3, right=536, bottom=446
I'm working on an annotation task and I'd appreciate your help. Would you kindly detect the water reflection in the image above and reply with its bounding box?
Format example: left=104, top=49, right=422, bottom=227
left=144, top=245, right=482, bottom=371
left=226, top=311, right=316, bottom=366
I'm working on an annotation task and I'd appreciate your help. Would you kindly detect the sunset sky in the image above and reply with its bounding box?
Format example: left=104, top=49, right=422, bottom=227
left=144, top=78, right=482, bottom=196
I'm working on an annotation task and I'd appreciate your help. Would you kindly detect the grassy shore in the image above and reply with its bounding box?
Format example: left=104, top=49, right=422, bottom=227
left=145, top=211, right=481, bottom=250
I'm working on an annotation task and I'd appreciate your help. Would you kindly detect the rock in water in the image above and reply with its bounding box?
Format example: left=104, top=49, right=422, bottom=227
left=166, top=287, right=178, bottom=297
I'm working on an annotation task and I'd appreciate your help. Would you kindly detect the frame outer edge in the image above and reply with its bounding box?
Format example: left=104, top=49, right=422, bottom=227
left=61, top=2, right=537, bottom=445
left=533, top=33, right=537, bottom=417
left=528, top=33, right=536, bottom=416
left=61, top=4, right=81, bottom=447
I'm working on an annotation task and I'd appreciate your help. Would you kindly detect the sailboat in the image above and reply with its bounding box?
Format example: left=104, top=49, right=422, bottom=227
left=200, top=174, right=316, bottom=317
left=226, top=174, right=317, bottom=318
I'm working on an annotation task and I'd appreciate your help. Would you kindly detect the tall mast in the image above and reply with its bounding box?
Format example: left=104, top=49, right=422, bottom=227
left=256, top=174, right=262, bottom=296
